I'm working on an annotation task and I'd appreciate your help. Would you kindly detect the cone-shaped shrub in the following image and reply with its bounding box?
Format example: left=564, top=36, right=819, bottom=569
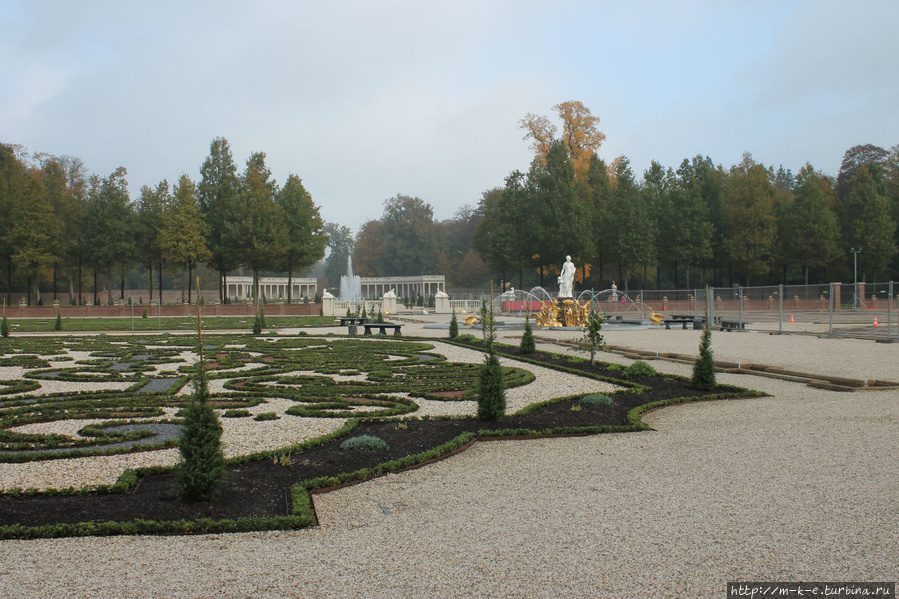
left=54, top=311, right=62, bottom=331
left=176, top=361, right=226, bottom=501
left=519, top=315, right=536, bottom=354
left=449, top=309, right=459, bottom=339
left=1, top=315, right=9, bottom=338
left=691, top=321, right=717, bottom=390
left=252, top=310, right=263, bottom=335
left=477, top=352, right=506, bottom=420
left=259, top=307, right=266, bottom=328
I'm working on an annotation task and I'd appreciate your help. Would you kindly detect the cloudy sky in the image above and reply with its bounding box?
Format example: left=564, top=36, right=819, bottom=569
left=2, top=0, right=897, bottom=233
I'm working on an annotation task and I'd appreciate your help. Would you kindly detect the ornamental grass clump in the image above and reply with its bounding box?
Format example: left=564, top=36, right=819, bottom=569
left=691, top=320, right=717, bottom=390
left=581, top=393, right=612, bottom=406
left=340, top=435, right=388, bottom=452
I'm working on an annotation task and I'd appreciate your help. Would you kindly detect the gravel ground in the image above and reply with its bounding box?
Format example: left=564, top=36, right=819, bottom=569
left=0, top=321, right=896, bottom=598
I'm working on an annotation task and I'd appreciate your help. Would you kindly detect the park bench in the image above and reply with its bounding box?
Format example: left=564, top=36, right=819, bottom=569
left=719, top=320, right=748, bottom=331
left=362, top=323, right=403, bottom=336
left=338, top=317, right=370, bottom=326
left=664, top=315, right=705, bottom=330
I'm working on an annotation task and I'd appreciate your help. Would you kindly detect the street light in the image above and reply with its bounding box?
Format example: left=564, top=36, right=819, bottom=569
left=850, top=247, right=862, bottom=308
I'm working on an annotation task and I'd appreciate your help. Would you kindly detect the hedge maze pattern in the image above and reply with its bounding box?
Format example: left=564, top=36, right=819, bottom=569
left=0, top=335, right=533, bottom=461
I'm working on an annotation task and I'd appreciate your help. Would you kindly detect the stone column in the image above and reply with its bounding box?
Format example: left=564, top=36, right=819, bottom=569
left=435, top=290, right=450, bottom=314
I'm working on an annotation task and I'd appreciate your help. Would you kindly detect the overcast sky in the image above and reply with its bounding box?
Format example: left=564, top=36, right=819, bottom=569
left=3, top=0, right=898, bottom=233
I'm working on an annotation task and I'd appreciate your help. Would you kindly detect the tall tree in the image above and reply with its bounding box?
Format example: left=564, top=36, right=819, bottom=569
left=554, top=100, right=606, bottom=179
left=352, top=220, right=386, bottom=278
left=585, top=154, right=613, bottom=286
left=323, top=223, right=355, bottom=289
left=0, top=144, right=26, bottom=304
left=473, top=187, right=525, bottom=289
left=844, top=165, right=896, bottom=281
left=520, top=101, right=605, bottom=180
left=606, top=157, right=656, bottom=291
left=781, top=164, right=840, bottom=284
left=667, top=159, right=714, bottom=288
left=526, top=140, right=591, bottom=286
left=276, top=174, right=327, bottom=302
left=230, top=152, right=287, bottom=302
left=82, top=168, right=134, bottom=304
left=159, top=175, right=211, bottom=303
left=377, top=194, right=441, bottom=276
left=10, top=172, right=60, bottom=304
left=198, top=137, right=241, bottom=302
left=136, top=181, right=171, bottom=304
left=722, top=154, right=777, bottom=285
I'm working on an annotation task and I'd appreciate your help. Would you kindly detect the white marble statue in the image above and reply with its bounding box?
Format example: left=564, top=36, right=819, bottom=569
left=558, top=255, right=576, bottom=298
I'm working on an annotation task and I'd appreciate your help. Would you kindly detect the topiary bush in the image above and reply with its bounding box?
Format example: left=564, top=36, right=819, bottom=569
left=340, top=435, right=388, bottom=452
left=0, top=315, right=8, bottom=338
left=253, top=411, right=279, bottom=421
left=222, top=409, right=251, bottom=418
left=54, top=311, right=62, bottom=331
left=477, top=352, right=506, bottom=420
left=519, top=315, right=536, bottom=354
left=622, top=360, right=656, bottom=379
left=176, top=364, right=226, bottom=501
left=449, top=309, right=459, bottom=339
left=691, top=321, right=717, bottom=390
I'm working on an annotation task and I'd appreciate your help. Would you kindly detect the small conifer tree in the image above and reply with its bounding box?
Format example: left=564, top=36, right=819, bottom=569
left=361, top=304, right=367, bottom=319
left=176, top=310, right=226, bottom=501
left=1, top=315, right=9, bottom=338
left=691, top=320, right=716, bottom=390
left=519, top=315, right=536, bottom=354
left=54, top=310, right=62, bottom=331
left=449, top=308, right=459, bottom=339
left=259, top=307, right=266, bottom=328
left=252, top=310, right=263, bottom=335
left=477, top=287, right=505, bottom=420
left=579, top=308, right=605, bottom=364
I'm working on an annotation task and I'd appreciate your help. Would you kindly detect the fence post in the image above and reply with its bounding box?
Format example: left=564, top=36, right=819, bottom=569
left=888, top=281, right=894, bottom=342
left=739, top=286, right=743, bottom=328
left=829, top=282, right=834, bottom=336
left=778, top=284, right=784, bottom=333
left=707, top=287, right=714, bottom=325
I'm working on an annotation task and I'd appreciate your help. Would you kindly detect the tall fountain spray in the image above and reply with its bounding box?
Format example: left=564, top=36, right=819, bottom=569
left=339, top=255, right=362, bottom=302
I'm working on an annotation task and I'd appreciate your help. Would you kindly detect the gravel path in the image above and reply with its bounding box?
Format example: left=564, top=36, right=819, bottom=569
left=0, top=323, right=896, bottom=598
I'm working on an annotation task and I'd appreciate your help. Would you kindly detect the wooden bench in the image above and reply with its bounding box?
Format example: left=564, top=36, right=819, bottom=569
left=719, top=320, right=748, bottom=331
left=362, top=323, right=402, bottom=336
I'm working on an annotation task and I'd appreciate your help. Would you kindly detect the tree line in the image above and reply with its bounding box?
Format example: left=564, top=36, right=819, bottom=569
left=353, top=102, right=899, bottom=292
left=0, top=137, right=327, bottom=305
left=5, top=103, right=899, bottom=301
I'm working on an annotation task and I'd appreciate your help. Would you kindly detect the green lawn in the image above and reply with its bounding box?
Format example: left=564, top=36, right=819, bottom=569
left=1, top=315, right=336, bottom=333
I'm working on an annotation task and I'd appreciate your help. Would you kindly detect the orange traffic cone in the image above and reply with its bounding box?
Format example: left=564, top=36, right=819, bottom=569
left=789, top=314, right=795, bottom=323
left=873, top=317, right=879, bottom=327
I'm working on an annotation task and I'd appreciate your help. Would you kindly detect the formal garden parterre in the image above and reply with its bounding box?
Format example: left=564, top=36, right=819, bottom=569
left=0, top=331, right=763, bottom=539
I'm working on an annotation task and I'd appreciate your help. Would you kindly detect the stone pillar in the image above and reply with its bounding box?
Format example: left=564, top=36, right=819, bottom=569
left=382, top=290, right=397, bottom=315
left=321, top=290, right=336, bottom=317
left=435, top=290, right=450, bottom=314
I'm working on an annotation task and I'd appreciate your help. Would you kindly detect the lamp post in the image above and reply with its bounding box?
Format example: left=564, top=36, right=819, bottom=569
left=850, top=248, right=862, bottom=308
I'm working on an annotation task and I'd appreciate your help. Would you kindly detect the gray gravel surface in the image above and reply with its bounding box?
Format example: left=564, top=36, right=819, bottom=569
left=0, top=325, right=896, bottom=598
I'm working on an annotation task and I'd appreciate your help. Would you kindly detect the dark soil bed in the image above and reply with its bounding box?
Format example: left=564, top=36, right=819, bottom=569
left=0, top=342, right=748, bottom=531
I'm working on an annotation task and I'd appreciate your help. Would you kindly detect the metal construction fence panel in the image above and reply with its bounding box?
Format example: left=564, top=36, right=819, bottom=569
left=450, top=282, right=898, bottom=340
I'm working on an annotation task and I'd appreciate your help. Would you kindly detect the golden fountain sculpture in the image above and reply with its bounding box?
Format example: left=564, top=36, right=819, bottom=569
left=535, top=298, right=593, bottom=327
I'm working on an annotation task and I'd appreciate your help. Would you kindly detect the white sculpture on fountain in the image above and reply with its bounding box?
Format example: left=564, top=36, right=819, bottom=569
left=558, top=255, right=576, bottom=298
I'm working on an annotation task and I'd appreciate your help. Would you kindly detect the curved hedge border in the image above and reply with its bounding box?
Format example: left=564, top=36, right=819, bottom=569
left=0, top=336, right=766, bottom=539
